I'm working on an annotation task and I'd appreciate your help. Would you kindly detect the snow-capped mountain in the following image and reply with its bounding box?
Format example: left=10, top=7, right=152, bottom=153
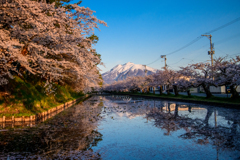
left=102, top=62, right=158, bottom=84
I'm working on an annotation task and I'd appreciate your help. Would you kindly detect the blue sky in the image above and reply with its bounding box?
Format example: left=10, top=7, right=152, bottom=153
left=73, top=0, right=240, bottom=73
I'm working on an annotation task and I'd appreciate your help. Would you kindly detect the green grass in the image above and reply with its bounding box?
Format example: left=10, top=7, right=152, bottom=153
left=0, top=76, right=84, bottom=117
left=110, top=91, right=240, bottom=106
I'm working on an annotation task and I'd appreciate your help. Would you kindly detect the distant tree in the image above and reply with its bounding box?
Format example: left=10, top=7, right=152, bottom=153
left=176, top=78, right=193, bottom=96
left=214, top=56, right=240, bottom=99
left=103, top=56, right=240, bottom=100
left=125, top=77, right=141, bottom=93
left=177, top=67, right=196, bottom=96
left=160, top=69, right=180, bottom=95
left=180, top=63, right=213, bottom=98
left=151, top=71, right=165, bottom=95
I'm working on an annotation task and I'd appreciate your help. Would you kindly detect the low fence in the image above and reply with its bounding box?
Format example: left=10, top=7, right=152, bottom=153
left=0, top=94, right=90, bottom=129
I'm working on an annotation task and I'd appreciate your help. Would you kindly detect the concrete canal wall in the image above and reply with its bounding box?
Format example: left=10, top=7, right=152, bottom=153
left=0, top=94, right=90, bottom=128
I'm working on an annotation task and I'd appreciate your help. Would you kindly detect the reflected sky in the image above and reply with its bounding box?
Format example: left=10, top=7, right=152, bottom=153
left=92, top=95, right=240, bottom=160
left=0, top=95, right=240, bottom=159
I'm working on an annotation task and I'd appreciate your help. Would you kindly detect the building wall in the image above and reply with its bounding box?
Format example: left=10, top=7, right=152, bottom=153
left=236, top=86, right=240, bottom=92
left=189, top=87, right=198, bottom=93
left=199, top=86, right=205, bottom=93
left=210, top=86, right=226, bottom=93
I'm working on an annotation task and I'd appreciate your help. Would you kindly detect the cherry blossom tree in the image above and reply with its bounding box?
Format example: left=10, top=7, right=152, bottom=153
left=180, top=63, right=213, bottom=98
left=147, top=71, right=164, bottom=94
left=175, top=78, right=193, bottom=96
left=158, top=69, right=180, bottom=95
left=177, top=67, right=196, bottom=96
left=125, top=76, right=142, bottom=93
left=0, top=0, right=107, bottom=93
left=103, top=76, right=147, bottom=93
left=214, top=56, right=240, bottom=99
left=103, top=55, right=239, bottom=100
left=168, top=69, right=181, bottom=96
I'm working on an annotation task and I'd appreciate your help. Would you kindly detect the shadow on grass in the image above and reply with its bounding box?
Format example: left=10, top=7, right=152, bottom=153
left=0, top=76, right=84, bottom=117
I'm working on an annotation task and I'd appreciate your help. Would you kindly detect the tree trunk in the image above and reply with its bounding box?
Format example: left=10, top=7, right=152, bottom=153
left=201, top=83, right=212, bottom=98
left=174, top=104, right=179, bottom=119
left=188, top=105, right=192, bottom=112
left=159, top=86, right=163, bottom=95
left=187, top=90, right=191, bottom=96
left=167, top=103, right=171, bottom=113
left=204, top=108, right=214, bottom=126
left=153, top=87, right=155, bottom=94
left=230, top=85, right=239, bottom=99
left=167, top=85, right=170, bottom=95
left=173, top=85, right=178, bottom=96
left=0, top=86, right=10, bottom=104
left=147, top=87, right=150, bottom=94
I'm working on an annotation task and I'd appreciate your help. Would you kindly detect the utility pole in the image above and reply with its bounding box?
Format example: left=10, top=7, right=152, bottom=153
left=201, top=34, right=215, bottom=80
left=161, top=55, right=167, bottom=93
left=161, top=55, right=167, bottom=70
left=201, top=34, right=215, bottom=67
left=143, top=65, right=147, bottom=76
left=142, top=65, right=147, bottom=93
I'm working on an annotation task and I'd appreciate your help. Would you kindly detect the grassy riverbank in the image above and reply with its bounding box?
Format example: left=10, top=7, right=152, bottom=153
left=110, top=92, right=240, bottom=107
left=0, top=77, right=84, bottom=117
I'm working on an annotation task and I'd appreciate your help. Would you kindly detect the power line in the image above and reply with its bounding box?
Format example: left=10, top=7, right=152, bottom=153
left=170, top=53, right=239, bottom=68
left=146, top=57, right=161, bottom=65
left=166, top=36, right=203, bottom=56
left=182, top=33, right=240, bottom=59
left=231, top=53, right=240, bottom=56
left=145, top=37, right=203, bottom=65
left=170, top=17, right=240, bottom=55
left=168, top=58, right=184, bottom=65
left=170, top=58, right=207, bottom=66
left=204, top=17, right=240, bottom=34
left=226, top=53, right=240, bottom=59
left=214, top=32, right=240, bottom=45
left=145, top=17, right=240, bottom=65
left=215, top=48, right=228, bottom=55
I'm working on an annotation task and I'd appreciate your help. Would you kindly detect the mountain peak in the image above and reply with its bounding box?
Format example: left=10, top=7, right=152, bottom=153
left=124, top=62, right=133, bottom=65
left=102, top=62, right=158, bottom=84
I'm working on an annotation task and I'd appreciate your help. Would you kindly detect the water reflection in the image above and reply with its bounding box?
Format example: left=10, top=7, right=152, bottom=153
left=97, top=95, right=240, bottom=159
left=0, top=95, right=240, bottom=159
left=147, top=104, right=240, bottom=149
left=0, top=98, right=103, bottom=159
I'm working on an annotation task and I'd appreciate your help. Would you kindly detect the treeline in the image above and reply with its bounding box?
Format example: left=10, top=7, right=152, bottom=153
left=0, top=0, right=106, bottom=97
left=104, top=56, right=240, bottom=99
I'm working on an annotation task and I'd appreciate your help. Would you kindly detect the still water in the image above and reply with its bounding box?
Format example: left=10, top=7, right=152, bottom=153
left=0, top=95, right=240, bottom=159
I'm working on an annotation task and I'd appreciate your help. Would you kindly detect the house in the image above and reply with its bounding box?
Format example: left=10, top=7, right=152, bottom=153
left=189, top=87, right=198, bottom=93
left=210, top=86, right=226, bottom=94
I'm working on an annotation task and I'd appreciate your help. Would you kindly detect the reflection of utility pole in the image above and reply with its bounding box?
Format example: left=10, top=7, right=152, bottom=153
left=145, top=102, right=148, bottom=123
left=201, top=34, right=215, bottom=79
left=161, top=55, right=167, bottom=69
left=214, top=110, right=217, bottom=127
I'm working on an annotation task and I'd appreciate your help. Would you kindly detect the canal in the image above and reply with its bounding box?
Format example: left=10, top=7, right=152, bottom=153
left=0, top=95, right=240, bottom=159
